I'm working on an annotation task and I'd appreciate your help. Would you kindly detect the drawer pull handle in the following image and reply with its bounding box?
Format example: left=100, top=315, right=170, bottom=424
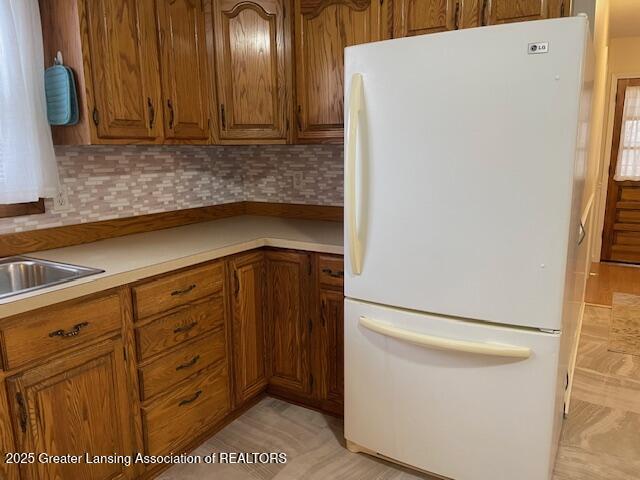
left=178, top=390, right=202, bottom=407
left=171, top=284, right=196, bottom=296
left=49, top=322, right=89, bottom=338
left=322, top=268, right=344, bottom=278
left=176, top=355, right=200, bottom=371
left=174, top=321, right=197, bottom=334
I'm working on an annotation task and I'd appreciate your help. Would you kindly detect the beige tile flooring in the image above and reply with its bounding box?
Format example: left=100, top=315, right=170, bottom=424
left=553, top=305, right=640, bottom=479
left=609, top=293, right=640, bottom=356
left=157, top=397, right=431, bottom=480
left=160, top=306, right=640, bottom=480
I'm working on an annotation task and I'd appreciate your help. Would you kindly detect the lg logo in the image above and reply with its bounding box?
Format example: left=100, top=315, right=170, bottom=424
left=528, top=42, right=550, bottom=54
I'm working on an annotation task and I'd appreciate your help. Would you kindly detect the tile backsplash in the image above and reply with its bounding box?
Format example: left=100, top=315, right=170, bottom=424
left=0, top=145, right=343, bottom=235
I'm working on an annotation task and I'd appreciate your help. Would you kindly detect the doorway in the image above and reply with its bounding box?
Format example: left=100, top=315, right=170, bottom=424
left=601, top=78, right=640, bottom=263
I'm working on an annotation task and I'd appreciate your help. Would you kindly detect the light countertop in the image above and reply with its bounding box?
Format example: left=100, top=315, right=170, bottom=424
left=0, top=216, right=343, bottom=319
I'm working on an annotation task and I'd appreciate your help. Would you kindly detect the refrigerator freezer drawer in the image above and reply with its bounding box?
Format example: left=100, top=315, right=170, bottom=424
left=345, top=299, right=564, bottom=480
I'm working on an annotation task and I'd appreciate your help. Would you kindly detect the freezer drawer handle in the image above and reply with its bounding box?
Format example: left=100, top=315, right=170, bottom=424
left=346, top=73, right=364, bottom=275
left=358, top=316, right=531, bottom=359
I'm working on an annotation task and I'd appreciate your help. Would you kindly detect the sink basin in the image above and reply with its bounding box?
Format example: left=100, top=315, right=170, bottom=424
left=0, top=256, right=104, bottom=300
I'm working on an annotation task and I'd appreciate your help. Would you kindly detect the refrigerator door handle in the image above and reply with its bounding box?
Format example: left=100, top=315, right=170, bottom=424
left=346, top=73, right=364, bottom=275
left=359, top=315, right=532, bottom=359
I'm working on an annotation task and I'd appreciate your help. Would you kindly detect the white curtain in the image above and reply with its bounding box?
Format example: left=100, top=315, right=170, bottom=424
left=615, top=86, right=640, bottom=182
left=0, top=0, right=58, bottom=204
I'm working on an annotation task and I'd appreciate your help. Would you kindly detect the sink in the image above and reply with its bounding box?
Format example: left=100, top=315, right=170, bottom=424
left=0, top=256, right=104, bottom=300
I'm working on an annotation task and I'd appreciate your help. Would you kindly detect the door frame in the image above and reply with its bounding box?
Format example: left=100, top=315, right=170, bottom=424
left=595, top=72, right=640, bottom=263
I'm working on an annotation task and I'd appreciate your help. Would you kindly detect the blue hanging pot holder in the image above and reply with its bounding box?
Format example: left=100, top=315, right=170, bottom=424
left=44, top=53, right=79, bottom=126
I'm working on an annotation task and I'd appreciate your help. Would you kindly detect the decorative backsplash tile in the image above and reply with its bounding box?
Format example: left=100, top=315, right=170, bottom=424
left=0, top=145, right=343, bottom=235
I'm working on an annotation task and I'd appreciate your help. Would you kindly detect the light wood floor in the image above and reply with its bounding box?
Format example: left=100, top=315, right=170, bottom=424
left=585, top=262, right=640, bottom=307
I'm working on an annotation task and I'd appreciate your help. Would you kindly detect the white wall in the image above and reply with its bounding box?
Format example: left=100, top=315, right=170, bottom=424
left=585, top=0, right=610, bottom=263
left=592, top=34, right=640, bottom=261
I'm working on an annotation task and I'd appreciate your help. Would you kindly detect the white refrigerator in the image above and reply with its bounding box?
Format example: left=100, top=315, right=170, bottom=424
left=343, top=16, right=593, bottom=480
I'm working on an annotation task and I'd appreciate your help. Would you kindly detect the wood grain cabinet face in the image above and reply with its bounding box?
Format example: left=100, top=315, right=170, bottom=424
left=157, top=0, right=212, bottom=141
left=229, top=252, right=269, bottom=404
left=212, top=0, right=291, bottom=141
left=486, top=0, right=548, bottom=24
left=319, top=289, right=344, bottom=408
left=266, top=251, right=312, bottom=395
left=6, top=340, right=134, bottom=480
left=84, top=0, right=162, bottom=140
left=142, top=362, right=230, bottom=456
left=393, top=0, right=458, bottom=37
left=294, top=0, right=383, bottom=143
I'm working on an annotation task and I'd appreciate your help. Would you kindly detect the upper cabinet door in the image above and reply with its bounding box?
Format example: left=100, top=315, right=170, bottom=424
left=84, top=0, right=162, bottom=140
left=486, top=0, right=548, bottom=24
left=393, top=0, right=458, bottom=37
left=157, top=0, right=211, bottom=141
left=294, top=0, right=382, bottom=143
left=213, top=0, right=291, bottom=142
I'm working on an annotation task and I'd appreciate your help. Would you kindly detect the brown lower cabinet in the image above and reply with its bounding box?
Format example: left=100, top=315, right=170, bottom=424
left=228, top=251, right=269, bottom=405
left=6, top=338, right=134, bottom=480
left=0, top=248, right=343, bottom=480
left=264, top=251, right=344, bottom=414
left=318, top=289, right=345, bottom=414
left=266, top=250, right=313, bottom=397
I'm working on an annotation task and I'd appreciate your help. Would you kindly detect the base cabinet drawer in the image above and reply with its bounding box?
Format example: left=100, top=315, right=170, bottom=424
left=132, top=262, right=224, bottom=319
left=142, top=362, right=231, bottom=456
left=318, top=255, right=344, bottom=289
left=139, top=329, right=226, bottom=400
left=135, top=295, right=225, bottom=361
left=1, top=292, right=123, bottom=370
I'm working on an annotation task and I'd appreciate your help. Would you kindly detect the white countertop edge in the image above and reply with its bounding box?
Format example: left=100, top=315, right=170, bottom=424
left=0, top=235, right=343, bottom=320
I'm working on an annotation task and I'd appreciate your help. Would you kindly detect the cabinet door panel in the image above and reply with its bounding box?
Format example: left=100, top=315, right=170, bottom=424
left=487, top=0, right=548, bottom=24
left=214, top=0, right=289, bottom=141
left=157, top=0, right=211, bottom=140
left=0, top=383, right=18, bottom=480
left=266, top=251, right=311, bottom=394
left=319, top=289, right=344, bottom=407
left=6, top=340, right=133, bottom=480
left=84, top=0, right=162, bottom=140
left=393, top=0, right=457, bottom=37
left=294, top=0, right=381, bottom=143
left=230, top=252, right=268, bottom=404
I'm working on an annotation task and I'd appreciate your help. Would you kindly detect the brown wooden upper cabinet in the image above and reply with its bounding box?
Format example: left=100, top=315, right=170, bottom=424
left=211, top=0, right=292, bottom=143
left=40, top=0, right=210, bottom=144
left=393, top=0, right=566, bottom=37
left=293, top=0, right=388, bottom=143
left=41, top=0, right=568, bottom=145
left=66, top=0, right=162, bottom=143
left=157, top=0, right=212, bottom=142
left=393, top=0, right=460, bottom=36
left=485, top=0, right=549, bottom=24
